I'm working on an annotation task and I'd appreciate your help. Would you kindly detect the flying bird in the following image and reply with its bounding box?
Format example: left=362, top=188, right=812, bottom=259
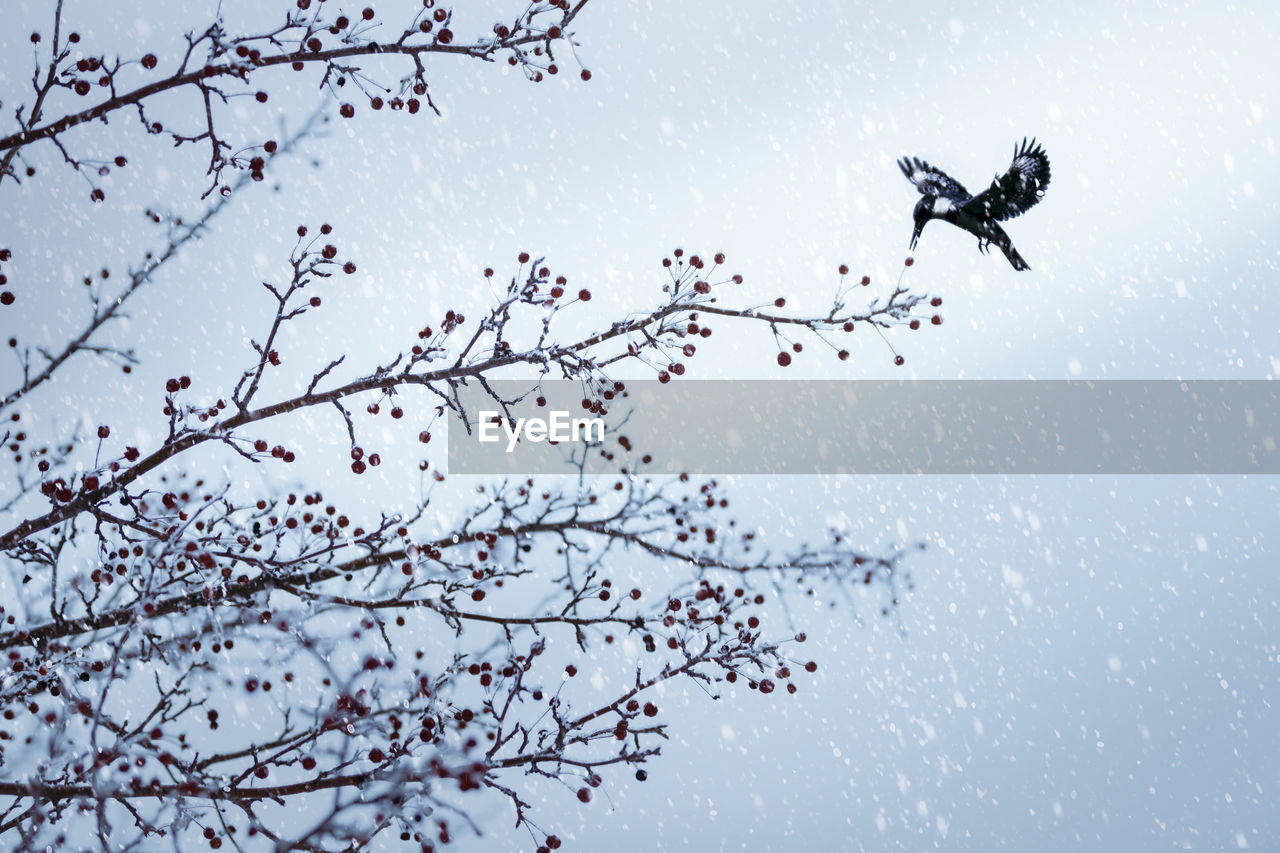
left=898, top=138, right=1050, bottom=270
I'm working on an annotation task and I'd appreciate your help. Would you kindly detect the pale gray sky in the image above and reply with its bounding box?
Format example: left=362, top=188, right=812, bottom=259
left=3, top=1, right=1278, bottom=850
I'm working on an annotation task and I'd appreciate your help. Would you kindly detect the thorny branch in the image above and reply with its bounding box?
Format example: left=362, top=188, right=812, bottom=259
left=1, top=0, right=594, bottom=198
left=0, top=3, right=936, bottom=850
left=1, top=237, right=928, bottom=851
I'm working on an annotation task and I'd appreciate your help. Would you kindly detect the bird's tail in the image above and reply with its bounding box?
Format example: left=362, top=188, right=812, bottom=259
left=989, top=231, right=1031, bottom=270
left=1002, top=243, right=1030, bottom=271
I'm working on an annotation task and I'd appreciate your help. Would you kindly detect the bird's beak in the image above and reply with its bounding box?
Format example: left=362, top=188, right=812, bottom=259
left=909, top=219, right=924, bottom=251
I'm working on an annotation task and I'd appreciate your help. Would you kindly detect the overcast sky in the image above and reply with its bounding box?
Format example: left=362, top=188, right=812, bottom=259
left=3, top=0, right=1279, bottom=850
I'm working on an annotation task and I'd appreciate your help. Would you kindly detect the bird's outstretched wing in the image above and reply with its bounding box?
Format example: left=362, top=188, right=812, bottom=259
left=898, top=156, right=971, bottom=201
left=963, top=137, right=1050, bottom=221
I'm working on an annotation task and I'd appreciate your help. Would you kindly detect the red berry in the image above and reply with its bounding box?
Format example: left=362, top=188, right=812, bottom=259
left=777, top=352, right=791, bottom=367
left=894, top=355, right=905, bottom=366
left=340, top=103, right=355, bottom=118
left=904, top=257, right=914, bottom=267
left=141, top=54, right=158, bottom=69
left=362, top=7, right=375, bottom=20
left=255, top=91, right=268, bottom=103
left=580, top=69, right=592, bottom=81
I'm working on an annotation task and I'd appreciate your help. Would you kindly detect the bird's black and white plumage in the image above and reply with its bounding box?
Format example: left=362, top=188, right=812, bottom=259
left=898, top=138, right=1050, bottom=271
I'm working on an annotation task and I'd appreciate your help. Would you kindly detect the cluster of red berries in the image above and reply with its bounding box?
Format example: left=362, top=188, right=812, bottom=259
left=0, top=247, right=12, bottom=306
left=349, top=445, right=383, bottom=475
left=251, top=439, right=296, bottom=464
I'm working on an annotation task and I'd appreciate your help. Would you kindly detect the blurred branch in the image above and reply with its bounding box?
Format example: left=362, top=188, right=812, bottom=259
left=1, top=108, right=326, bottom=412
